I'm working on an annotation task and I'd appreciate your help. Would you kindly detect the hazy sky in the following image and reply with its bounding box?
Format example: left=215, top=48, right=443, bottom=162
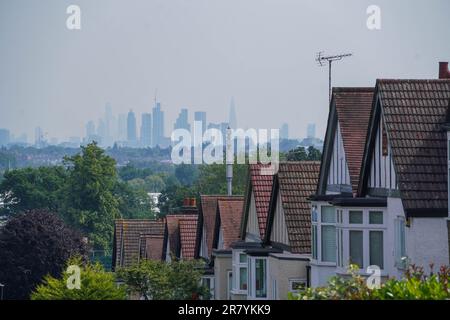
left=0, top=0, right=449, bottom=141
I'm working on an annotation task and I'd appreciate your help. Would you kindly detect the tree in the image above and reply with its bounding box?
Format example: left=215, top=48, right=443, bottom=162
left=117, top=259, right=209, bottom=300
left=175, top=164, right=198, bottom=186
left=285, top=147, right=308, bottom=161
left=115, top=181, right=155, bottom=219
left=307, top=146, right=322, bottom=161
left=0, top=166, right=67, bottom=216
left=63, top=142, right=120, bottom=252
left=0, top=210, right=88, bottom=299
left=31, top=257, right=126, bottom=300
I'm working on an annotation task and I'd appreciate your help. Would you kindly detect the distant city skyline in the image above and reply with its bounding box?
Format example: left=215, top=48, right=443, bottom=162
left=1, top=1, right=449, bottom=142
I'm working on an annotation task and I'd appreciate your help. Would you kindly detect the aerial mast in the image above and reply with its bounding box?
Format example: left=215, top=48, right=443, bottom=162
left=316, top=52, right=352, bottom=102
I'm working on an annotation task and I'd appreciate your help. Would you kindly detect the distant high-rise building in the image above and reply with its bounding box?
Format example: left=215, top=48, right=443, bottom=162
left=34, top=127, right=45, bottom=148
left=229, top=97, right=237, bottom=129
left=141, top=113, right=152, bottom=147
left=280, top=123, right=289, bottom=140
left=118, top=113, right=127, bottom=141
left=104, top=103, right=114, bottom=146
left=97, top=119, right=107, bottom=146
left=208, top=122, right=229, bottom=145
left=174, top=108, right=190, bottom=131
left=86, top=121, right=96, bottom=138
left=194, top=111, right=207, bottom=134
left=152, top=102, right=165, bottom=147
left=127, top=110, right=137, bottom=143
left=307, top=123, right=316, bottom=139
left=0, top=128, right=10, bottom=146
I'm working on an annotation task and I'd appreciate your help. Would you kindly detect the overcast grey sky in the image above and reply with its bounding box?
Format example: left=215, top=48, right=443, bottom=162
left=0, top=0, right=449, bottom=141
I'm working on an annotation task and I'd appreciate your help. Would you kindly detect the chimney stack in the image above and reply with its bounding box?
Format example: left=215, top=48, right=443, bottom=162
left=439, top=62, right=450, bottom=79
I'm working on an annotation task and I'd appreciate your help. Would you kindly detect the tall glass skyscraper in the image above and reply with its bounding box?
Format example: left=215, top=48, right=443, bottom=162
left=152, top=102, right=164, bottom=147
left=141, top=113, right=152, bottom=147
left=127, top=110, right=137, bottom=143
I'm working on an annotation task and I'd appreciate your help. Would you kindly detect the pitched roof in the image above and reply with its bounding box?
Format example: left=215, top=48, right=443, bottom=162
left=113, top=219, right=166, bottom=269
left=178, top=215, right=199, bottom=260
left=247, top=164, right=274, bottom=238
left=333, top=88, right=374, bottom=194
left=216, top=197, right=245, bottom=249
left=165, top=213, right=198, bottom=259
left=139, top=234, right=165, bottom=261
left=198, top=195, right=243, bottom=259
left=365, top=79, right=450, bottom=215
left=267, top=161, right=321, bottom=254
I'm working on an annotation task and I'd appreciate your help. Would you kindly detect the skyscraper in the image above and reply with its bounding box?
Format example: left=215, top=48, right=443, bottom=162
left=152, top=102, right=165, bottom=147
left=127, top=110, right=137, bottom=144
left=141, top=113, right=152, bottom=147
left=307, top=123, right=316, bottom=139
left=118, top=113, right=127, bottom=141
left=194, top=111, right=207, bottom=134
left=104, top=103, right=114, bottom=146
left=34, top=127, right=45, bottom=148
left=229, top=97, right=237, bottom=129
left=280, top=123, right=289, bottom=140
left=174, top=108, right=190, bottom=131
left=86, top=121, right=96, bottom=138
left=0, top=128, right=10, bottom=146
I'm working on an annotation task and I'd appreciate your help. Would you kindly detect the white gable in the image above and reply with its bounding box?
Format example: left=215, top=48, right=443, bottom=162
left=326, top=120, right=351, bottom=194
left=199, top=223, right=208, bottom=259
left=270, top=191, right=289, bottom=246
left=245, top=192, right=261, bottom=242
left=368, top=115, right=397, bottom=190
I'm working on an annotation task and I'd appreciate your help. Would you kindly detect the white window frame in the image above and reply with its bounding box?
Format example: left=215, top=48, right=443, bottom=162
left=336, top=208, right=387, bottom=273
left=394, top=216, right=407, bottom=269
left=231, top=250, right=248, bottom=295
left=311, top=204, right=337, bottom=265
left=201, top=276, right=215, bottom=300
left=247, top=256, right=269, bottom=300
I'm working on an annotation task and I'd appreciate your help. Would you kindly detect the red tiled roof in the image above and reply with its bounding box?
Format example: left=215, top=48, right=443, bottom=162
left=249, top=164, right=274, bottom=238
left=139, top=234, right=165, bottom=261
left=217, top=197, right=245, bottom=249
left=375, top=79, right=450, bottom=214
left=179, top=216, right=199, bottom=260
left=199, top=195, right=243, bottom=259
left=113, top=219, right=165, bottom=269
left=334, top=88, right=374, bottom=194
left=273, top=161, right=321, bottom=254
left=165, top=213, right=198, bottom=259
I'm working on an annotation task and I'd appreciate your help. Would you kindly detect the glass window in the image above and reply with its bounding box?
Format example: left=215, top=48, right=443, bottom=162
left=239, top=253, right=247, bottom=263
left=349, top=211, right=363, bottom=224
left=312, top=207, right=318, bottom=222
left=239, top=267, right=248, bottom=290
left=370, top=231, right=384, bottom=268
left=255, top=259, right=267, bottom=298
left=369, top=211, right=383, bottom=224
left=349, top=230, right=363, bottom=268
left=395, top=218, right=407, bottom=268
left=321, top=206, right=335, bottom=223
left=312, top=225, right=318, bottom=260
left=321, top=225, right=336, bottom=262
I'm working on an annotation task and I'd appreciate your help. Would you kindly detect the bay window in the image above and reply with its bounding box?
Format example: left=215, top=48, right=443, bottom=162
left=232, top=250, right=248, bottom=294
left=247, top=257, right=268, bottom=299
left=337, top=208, right=386, bottom=271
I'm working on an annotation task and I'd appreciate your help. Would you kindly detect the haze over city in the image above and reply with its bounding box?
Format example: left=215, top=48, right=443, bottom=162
left=1, top=0, right=449, bottom=143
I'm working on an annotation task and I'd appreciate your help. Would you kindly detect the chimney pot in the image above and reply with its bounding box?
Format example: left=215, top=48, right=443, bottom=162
left=183, top=198, right=190, bottom=207
left=439, top=62, right=450, bottom=79
left=190, top=198, right=196, bottom=207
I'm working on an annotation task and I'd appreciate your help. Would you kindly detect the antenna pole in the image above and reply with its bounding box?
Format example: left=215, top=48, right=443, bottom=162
left=315, top=52, right=352, bottom=103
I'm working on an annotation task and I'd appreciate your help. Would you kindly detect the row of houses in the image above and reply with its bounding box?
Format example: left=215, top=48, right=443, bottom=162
left=112, top=62, right=450, bottom=299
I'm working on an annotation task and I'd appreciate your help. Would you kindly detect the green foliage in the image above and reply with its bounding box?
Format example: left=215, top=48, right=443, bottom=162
left=31, top=257, right=126, bottom=300
left=115, top=181, right=156, bottom=219
left=117, top=259, right=209, bottom=300
left=0, top=166, right=67, bottom=215
left=284, top=146, right=322, bottom=161
left=291, top=265, right=450, bottom=300
left=63, top=142, right=120, bottom=252
left=175, top=164, right=198, bottom=186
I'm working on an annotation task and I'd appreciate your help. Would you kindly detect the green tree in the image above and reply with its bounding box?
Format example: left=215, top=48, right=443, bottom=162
left=144, top=174, right=166, bottom=192
left=285, top=147, right=308, bottom=161
left=63, top=142, right=120, bottom=252
left=307, top=146, right=322, bottom=161
left=31, top=257, right=126, bottom=300
left=117, top=259, right=209, bottom=300
left=175, top=164, right=198, bottom=186
left=0, top=166, right=67, bottom=216
left=115, top=181, right=155, bottom=219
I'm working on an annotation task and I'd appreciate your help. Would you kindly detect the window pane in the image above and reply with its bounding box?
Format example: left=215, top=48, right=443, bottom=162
left=349, top=211, right=363, bottom=224
left=370, top=231, right=384, bottom=268
left=321, top=225, right=336, bottom=262
left=239, top=253, right=247, bottom=264
left=312, top=207, right=318, bottom=222
left=312, top=225, right=317, bottom=259
left=255, top=259, right=267, bottom=298
left=239, top=267, right=247, bottom=290
left=369, top=211, right=383, bottom=224
left=395, top=218, right=406, bottom=267
left=349, top=230, right=363, bottom=268
left=321, top=206, right=335, bottom=223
